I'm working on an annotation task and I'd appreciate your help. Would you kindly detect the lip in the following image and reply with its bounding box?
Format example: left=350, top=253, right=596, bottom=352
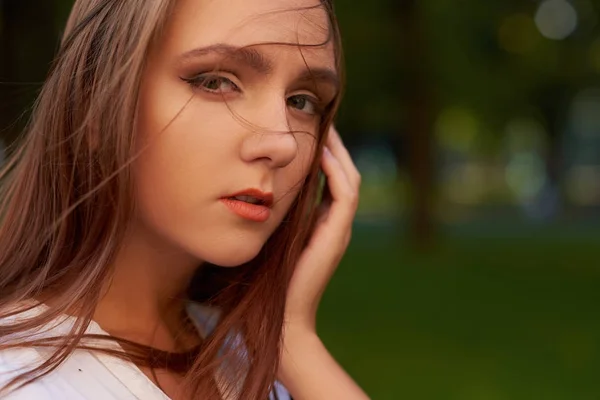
left=223, top=189, right=274, bottom=208
left=220, top=189, right=274, bottom=223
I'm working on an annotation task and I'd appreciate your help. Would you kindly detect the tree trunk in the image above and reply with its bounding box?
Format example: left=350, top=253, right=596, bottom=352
left=395, top=0, right=436, bottom=249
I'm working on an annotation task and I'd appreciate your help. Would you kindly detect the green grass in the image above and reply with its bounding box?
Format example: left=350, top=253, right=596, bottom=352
left=317, top=225, right=600, bottom=399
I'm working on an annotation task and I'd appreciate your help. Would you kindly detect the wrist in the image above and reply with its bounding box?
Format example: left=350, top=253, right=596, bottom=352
left=283, top=312, right=317, bottom=334
left=282, top=320, right=319, bottom=343
left=278, top=325, right=323, bottom=382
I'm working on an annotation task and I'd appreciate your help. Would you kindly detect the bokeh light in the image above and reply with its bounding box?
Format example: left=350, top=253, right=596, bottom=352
left=498, top=13, right=541, bottom=54
left=503, top=118, right=549, bottom=204
left=354, top=143, right=404, bottom=218
left=535, top=0, right=579, bottom=40
left=442, top=163, right=487, bottom=206
left=505, top=152, right=548, bottom=202
left=435, top=107, right=480, bottom=155
left=565, top=165, right=600, bottom=205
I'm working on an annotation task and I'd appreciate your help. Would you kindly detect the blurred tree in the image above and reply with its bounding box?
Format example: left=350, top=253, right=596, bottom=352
left=395, top=0, right=436, bottom=248
left=334, top=0, right=437, bottom=248
left=424, top=0, right=600, bottom=208
left=334, top=0, right=402, bottom=132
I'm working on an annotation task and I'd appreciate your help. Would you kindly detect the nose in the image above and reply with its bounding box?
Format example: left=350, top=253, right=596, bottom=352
left=239, top=103, right=298, bottom=170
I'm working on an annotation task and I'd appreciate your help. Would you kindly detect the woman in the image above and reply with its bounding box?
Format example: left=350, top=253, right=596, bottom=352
left=0, top=0, right=367, bottom=399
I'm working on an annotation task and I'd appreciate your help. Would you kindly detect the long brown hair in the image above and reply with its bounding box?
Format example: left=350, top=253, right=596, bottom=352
left=0, top=0, right=344, bottom=399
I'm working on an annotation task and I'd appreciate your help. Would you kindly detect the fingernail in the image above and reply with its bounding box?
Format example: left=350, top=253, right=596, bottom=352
left=323, top=146, right=331, bottom=155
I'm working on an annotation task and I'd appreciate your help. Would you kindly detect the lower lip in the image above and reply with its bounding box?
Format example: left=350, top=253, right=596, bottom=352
left=220, top=198, right=271, bottom=222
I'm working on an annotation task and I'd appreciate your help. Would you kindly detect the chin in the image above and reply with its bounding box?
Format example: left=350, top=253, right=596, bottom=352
left=201, top=242, right=265, bottom=268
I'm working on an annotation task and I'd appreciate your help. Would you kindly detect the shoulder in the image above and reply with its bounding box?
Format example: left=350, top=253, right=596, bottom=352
left=0, top=347, right=56, bottom=399
left=0, top=345, right=139, bottom=400
left=0, top=303, right=53, bottom=397
left=0, top=306, right=121, bottom=400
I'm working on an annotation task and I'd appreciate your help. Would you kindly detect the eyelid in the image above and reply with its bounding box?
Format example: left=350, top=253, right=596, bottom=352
left=287, top=95, right=325, bottom=117
left=290, top=92, right=327, bottom=112
left=290, top=88, right=321, bottom=100
left=181, top=71, right=242, bottom=91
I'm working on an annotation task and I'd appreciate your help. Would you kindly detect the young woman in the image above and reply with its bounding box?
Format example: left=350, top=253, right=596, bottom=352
left=0, top=0, right=367, bottom=399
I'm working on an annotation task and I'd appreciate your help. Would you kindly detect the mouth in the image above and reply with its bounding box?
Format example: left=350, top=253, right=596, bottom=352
left=220, top=189, right=274, bottom=223
left=223, top=189, right=274, bottom=208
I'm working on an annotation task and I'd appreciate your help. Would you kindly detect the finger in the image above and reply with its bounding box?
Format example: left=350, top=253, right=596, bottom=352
left=321, top=147, right=359, bottom=222
left=325, top=127, right=361, bottom=188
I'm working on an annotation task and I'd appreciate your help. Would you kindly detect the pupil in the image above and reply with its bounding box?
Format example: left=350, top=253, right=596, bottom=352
left=206, top=78, right=220, bottom=90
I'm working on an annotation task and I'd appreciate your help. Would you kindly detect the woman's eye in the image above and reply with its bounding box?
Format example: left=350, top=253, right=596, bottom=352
left=185, top=74, right=239, bottom=94
left=288, top=95, right=320, bottom=115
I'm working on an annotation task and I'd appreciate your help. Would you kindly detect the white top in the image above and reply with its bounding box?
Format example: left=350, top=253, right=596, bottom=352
left=0, top=303, right=291, bottom=400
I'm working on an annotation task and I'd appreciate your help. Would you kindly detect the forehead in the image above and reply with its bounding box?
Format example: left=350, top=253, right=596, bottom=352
left=164, top=0, right=335, bottom=66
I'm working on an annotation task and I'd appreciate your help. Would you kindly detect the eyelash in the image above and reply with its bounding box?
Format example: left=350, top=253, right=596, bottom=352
left=181, top=73, right=326, bottom=116
left=183, top=73, right=241, bottom=94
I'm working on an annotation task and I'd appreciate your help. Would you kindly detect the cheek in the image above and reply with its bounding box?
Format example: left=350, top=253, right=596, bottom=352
left=134, top=71, right=233, bottom=192
left=132, top=78, right=216, bottom=229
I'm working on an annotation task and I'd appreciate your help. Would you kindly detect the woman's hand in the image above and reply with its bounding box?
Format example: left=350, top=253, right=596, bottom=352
left=284, top=125, right=361, bottom=332
left=278, top=126, right=369, bottom=400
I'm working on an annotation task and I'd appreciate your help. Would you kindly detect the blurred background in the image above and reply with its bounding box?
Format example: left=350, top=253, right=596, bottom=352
left=1, top=0, right=599, bottom=398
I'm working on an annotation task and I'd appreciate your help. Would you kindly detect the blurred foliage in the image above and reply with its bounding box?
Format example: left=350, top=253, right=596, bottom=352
left=334, top=0, right=600, bottom=134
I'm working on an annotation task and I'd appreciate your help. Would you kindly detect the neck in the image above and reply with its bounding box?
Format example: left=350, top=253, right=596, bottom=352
left=94, top=220, right=202, bottom=351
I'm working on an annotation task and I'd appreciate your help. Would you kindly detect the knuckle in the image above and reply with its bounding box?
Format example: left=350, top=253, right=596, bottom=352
left=346, top=189, right=360, bottom=208
left=355, top=172, right=362, bottom=186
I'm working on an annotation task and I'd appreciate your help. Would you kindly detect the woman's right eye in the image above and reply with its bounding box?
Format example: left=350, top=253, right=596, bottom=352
left=183, top=74, right=240, bottom=94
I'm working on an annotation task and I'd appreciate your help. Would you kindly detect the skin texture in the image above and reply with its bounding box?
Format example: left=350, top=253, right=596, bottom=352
left=92, top=0, right=368, bottom=398
left=132, top=0, right=337, bottom=270
left=95, top=0, right=336, bottom=339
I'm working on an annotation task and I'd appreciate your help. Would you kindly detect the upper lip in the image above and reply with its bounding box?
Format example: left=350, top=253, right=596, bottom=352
left=222, top=188, right=274, bottom=208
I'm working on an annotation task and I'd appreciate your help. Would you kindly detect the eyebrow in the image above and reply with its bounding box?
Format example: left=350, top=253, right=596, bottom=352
left=181, top=44, right=274, bottom=75
left=296, top=67, right=340, bottom=92
left=180, top=43, right=340, bottom=90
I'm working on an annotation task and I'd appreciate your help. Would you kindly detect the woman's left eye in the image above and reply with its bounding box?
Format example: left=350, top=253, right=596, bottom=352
left=287, top=95, right=320, bottom=116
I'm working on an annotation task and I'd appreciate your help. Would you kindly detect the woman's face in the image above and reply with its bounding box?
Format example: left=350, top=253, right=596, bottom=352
left=133, top=0, right=338, bottom=266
